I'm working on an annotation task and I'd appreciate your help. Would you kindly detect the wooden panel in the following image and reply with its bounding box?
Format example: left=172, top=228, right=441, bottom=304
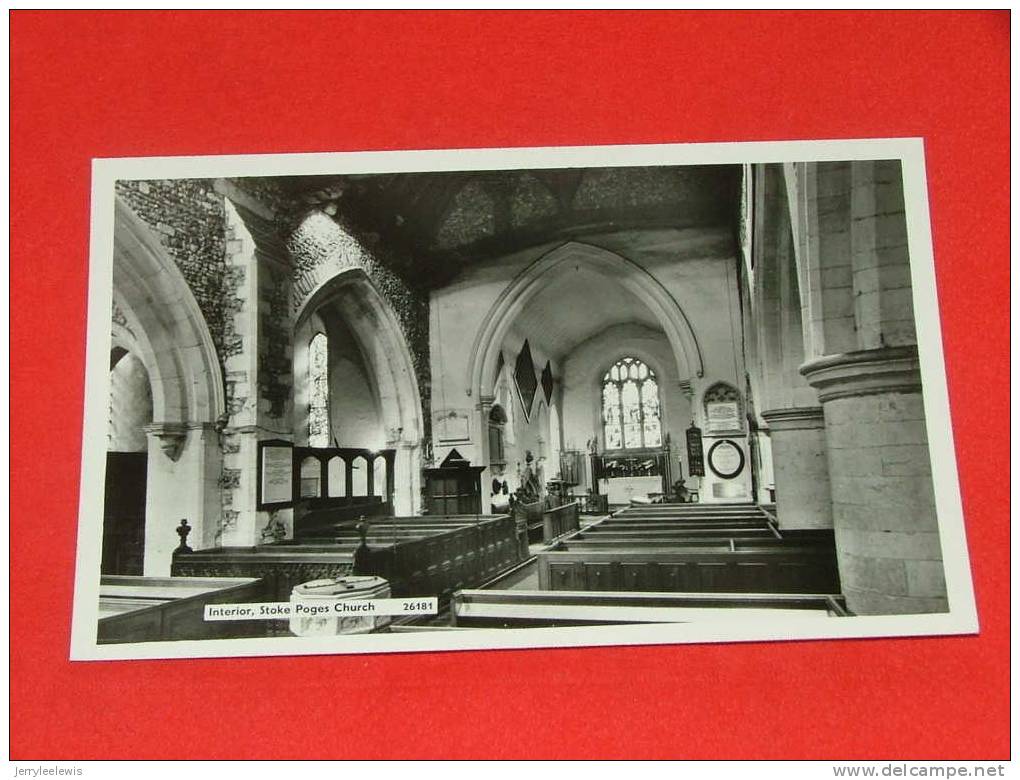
left=355, top=514, right=524, bottom=602
left=423, top=465, right=484, bottom=516
left=542, top=501, right=580, bottom=543
left=98, top=575, right=267, bottom=644
left=172, top=549, right=356, bottom=602
left=536, top=548, right=839, bottom=594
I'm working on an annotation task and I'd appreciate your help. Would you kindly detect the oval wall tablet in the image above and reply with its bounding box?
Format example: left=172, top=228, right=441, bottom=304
left=707, top=439, right=745, bottom=480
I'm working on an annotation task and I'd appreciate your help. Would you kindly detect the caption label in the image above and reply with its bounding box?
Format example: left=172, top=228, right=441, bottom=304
left=204, top=598, right=438, bottom=621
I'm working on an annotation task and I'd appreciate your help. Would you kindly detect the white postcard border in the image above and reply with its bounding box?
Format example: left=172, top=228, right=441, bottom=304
left=70, top=137, right=979, bottom=662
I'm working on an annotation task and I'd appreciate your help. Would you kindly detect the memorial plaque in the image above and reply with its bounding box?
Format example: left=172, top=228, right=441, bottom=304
left=258, top=440, right=294, bottom=508
left=685, top=424, right=705, bottom=476
left=706, top=401, right=741, bottom=432
left=435, top=409, right=471, bottom=444
left=708, top=439, right=745, bottom=480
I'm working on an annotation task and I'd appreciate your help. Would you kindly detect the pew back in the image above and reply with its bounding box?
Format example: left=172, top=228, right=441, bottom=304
left=98, top=575, right=267, bottom=644
left=542, top=502, right=580, bottom=543
left=537, top=547, right=839, bottom=594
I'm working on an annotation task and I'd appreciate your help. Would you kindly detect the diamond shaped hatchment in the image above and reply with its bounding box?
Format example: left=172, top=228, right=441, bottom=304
left=514, top=340, right=538, bottom=420
left=541, top=361, right=554, bottom=405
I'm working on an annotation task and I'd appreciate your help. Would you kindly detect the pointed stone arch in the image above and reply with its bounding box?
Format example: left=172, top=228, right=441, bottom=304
left=467, top=241, right=703, bottom=400
left=294, top=267, right=423, bottom=514
left=113, top=198, right=225, bottom=426
left=112, top=198, right=225, bottom=574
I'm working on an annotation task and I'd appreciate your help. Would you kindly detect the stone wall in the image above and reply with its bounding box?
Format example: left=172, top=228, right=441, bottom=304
left=115, top=180, right=228, bottom=359
left=283, top=207, right=432, bottom=447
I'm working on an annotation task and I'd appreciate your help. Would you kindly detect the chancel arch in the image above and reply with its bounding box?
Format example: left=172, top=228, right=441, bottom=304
left=468, top=241, right=704, bottom=401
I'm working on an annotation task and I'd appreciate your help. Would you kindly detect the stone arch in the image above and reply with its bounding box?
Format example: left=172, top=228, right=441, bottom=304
left=112, top=198, right=225, bottom=576
left=113, top=198, right=225, bottom=426
left=468, top=241, right=703, bottom=400
left=293, top=267, right=423, bottom=514
left=294, top=267, right=422, bottom=445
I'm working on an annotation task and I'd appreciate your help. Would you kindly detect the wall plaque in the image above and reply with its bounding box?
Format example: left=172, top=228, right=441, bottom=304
left=685, top=424, right=705, bottom=476
left=258, top=439, right=294, bottom=508
left=708, top=439, right=745, bottom=480
left=435, top=409, right=471, bottom=444
left=706, top=401, right=741, bottom=432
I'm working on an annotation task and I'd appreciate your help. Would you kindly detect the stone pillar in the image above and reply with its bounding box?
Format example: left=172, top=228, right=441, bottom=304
left=217, top=197, right=295, bottom=545
left=801, top=346, right=947, bottom=615
left=391, top=437, right=422, bottom=516
left=142, top=422, right=222, bottom=576
left=473, top=394, right=496, bottom=510
left=760, top=407, right=832, bottom=529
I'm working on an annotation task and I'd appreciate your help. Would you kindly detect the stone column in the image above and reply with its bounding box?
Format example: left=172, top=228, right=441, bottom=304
left=142, top=422, right=222, bottom=576
left=474, top=394, right=496, bottom=509
left=801, top=345, right=947, bottom=615
left=390, top=436, right=422, bottom=517
left=759, top=407, right=832, bottom=530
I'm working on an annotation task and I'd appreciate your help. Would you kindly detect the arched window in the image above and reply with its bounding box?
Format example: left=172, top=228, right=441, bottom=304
left=601, top=357, right=662, bottom=451
left=308, top=332, right=330, bottom=447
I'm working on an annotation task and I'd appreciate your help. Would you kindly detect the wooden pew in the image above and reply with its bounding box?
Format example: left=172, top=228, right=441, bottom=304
left=514, top=500, right=545, bottom=543
left=450, top=589, right=849, bottom=628
left=354, top=514, right=525, bottom=601
left=579, top=528, right=777, bottom=540
left=98, top=575, right=267, bottom=644
left=565, top=525, right=776, bottom=538
left=536, top=546, right=840, bottom=594
left=554, top=537, right=832, bottom=552
left=595, top=513, right=767, bottom=526
left=296, top=497, right=393, bottom=538
left=174, top=514, right=526, bottom=609
left=615, top=503, right=758, bottom=514
left=172, top=545, right=359, bottom=602
left=542, top=501, right=580, bottom=543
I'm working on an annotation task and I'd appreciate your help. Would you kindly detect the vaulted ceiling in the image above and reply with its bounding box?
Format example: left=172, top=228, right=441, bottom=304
left=270, top=163, right=741, bottom=288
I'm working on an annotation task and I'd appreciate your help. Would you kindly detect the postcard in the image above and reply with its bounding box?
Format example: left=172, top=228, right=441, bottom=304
left=70, top=138, right=977, bottom=661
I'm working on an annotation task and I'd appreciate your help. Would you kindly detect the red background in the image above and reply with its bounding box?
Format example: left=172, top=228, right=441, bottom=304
left=10, top=11, right=1010, bottom=759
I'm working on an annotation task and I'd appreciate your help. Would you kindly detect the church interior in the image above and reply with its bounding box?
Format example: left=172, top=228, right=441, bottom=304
left=97, top=158, right=950, bottom=642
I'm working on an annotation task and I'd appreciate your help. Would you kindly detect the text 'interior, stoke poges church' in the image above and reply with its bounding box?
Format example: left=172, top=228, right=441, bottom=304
left=95, top=157, right=951, bottom=644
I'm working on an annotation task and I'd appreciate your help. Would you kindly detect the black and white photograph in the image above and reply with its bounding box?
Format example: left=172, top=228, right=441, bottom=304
left=72, top=139, right=976, bottom=660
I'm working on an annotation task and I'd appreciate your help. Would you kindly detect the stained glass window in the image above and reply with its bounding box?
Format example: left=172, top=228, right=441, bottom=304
left=308, top=332, right=330, bottom=447
left=601, top=357, right=662, bottom=451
